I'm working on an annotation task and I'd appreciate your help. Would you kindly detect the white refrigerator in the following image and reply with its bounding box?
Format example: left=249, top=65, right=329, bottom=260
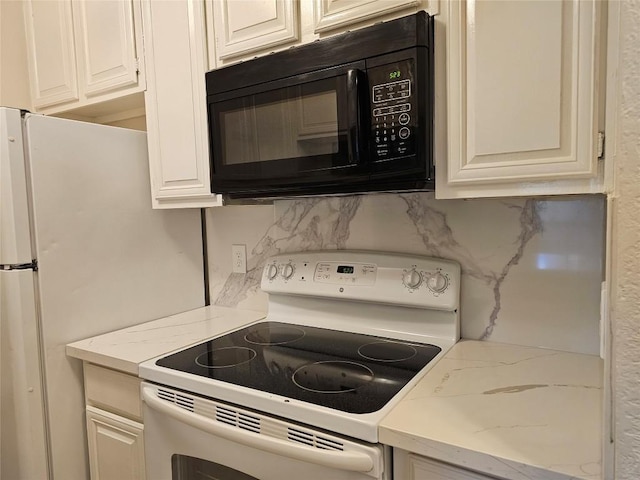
left=0, top=107, right=206, bottom=480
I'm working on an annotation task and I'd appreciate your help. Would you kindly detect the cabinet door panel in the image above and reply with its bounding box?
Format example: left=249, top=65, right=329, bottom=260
left=73, top=0, right=139, bottom=97
left=472, top=1, right=562, bottom=156
left=212, top=0, right=298, bottom=61
left=446, top=0, right=600, bottom=185
left=24, top=0, right=78, bottom=108
left=313, top=0, right=419, bottom=33
left=86, top=406, right=145, bottom=480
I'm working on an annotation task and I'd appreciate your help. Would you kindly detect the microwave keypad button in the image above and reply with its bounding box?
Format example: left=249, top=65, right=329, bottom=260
left=399, top=127, right=411, bottom=140
left=399, top=113, right=410, bottom=125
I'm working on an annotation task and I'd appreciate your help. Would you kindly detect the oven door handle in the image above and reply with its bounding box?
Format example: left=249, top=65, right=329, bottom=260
left=142, top=386, right=375, bottom=473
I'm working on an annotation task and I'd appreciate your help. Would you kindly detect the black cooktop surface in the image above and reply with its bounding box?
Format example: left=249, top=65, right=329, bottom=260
left=156, top=321, right=441, bottom=414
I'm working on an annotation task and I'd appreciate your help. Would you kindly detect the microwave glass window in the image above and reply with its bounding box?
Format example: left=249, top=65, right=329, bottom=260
left=218, top=79, right=341, bottom=166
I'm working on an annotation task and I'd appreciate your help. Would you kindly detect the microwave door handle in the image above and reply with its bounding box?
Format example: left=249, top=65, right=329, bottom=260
left=142, top=386, right=375, bottom=473
left=346, top=69, right=366, bottom=165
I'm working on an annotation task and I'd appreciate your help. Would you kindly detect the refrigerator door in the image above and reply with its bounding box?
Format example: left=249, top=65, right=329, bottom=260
left=24, top=114, right=205, bottom=480
left=0, top=269, right=49, bottom=480
left=0, top=108, right=34, bottom=265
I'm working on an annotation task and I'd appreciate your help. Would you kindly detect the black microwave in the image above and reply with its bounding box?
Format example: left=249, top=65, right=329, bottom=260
left=206, top=12, right=434, bottom=199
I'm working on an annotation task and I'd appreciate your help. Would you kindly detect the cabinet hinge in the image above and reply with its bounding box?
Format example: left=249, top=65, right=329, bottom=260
left=135, top=58, right=140, bottom=75
left=597, top=131, right=605, bottom=160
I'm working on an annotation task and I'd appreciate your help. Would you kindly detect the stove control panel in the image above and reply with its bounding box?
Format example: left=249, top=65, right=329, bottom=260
left=314, top=262, right=377, bottom=286
left=262, top=251, right=460, bottom=311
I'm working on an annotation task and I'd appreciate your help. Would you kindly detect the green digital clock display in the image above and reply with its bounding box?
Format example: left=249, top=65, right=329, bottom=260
left=389, top=70, right=402, bottom=80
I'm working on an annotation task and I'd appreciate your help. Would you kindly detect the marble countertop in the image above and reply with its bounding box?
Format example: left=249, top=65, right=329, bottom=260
left=65, top=305, right=266, bottom=375
left=379, top=340, right=603, bottom=480
left=67, top=313, right=602, bottom=480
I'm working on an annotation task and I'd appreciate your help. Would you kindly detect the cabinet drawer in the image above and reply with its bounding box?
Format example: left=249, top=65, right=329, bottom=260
left=84, top=363, right=142, bottom=421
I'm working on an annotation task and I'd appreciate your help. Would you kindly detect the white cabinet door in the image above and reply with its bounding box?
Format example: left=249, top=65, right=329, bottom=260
left=86, top=406, right=145, bottom=480
left=438, top=0, right=603, bottom=198
left=142, top=0, right=222, bottom=208
left=23, top=0, right=79, bottom=109
left=395, top=450, right=497, bottom=480
left=23, top=0, right=145, bottom=117
left=211, top=0, right=298, bottom=63
left=313, top=0, right=421, bottom=33
left=72, top=0, right=141, bottom=98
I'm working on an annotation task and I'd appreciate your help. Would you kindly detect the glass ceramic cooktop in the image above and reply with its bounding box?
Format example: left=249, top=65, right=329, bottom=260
left=156, top=321, right=441, bottom=414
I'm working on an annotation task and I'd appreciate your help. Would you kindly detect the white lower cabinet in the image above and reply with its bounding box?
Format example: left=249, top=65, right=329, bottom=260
left=86, top=407, right=145, bottom=480
left=83, top=363, right=145, bottom=480
left=395, top=449, right=500, bottom=480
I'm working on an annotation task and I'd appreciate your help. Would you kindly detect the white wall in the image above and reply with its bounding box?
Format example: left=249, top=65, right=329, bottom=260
left=104, top=115, right=147, bottom=131
left=611, top=1, right=640, bottom=477
left=0, top=0, right=31, bottom=109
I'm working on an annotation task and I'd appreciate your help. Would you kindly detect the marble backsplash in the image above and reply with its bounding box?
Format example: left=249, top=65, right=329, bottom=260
left=205, top=193, right=605, bottom=355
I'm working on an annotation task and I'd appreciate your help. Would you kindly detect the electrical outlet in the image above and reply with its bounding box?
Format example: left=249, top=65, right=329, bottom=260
left=231, top=244, right=247, bottom=274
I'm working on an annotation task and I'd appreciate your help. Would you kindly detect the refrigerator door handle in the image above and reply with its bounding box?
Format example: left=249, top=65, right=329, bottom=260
left=0, top=260, right=37, bottom=271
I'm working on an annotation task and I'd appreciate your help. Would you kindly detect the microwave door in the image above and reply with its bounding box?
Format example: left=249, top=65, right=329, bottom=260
left=208, top=62, right=369, bottom=196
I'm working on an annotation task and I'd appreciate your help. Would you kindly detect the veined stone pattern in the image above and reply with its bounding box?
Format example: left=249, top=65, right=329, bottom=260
left=207, top=193, right=605, bottom=355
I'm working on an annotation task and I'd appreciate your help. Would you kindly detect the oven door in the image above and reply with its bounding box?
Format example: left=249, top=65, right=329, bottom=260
left=207, top=61, right=369, bottom=198
left=142, top=383, right=388, bottom=480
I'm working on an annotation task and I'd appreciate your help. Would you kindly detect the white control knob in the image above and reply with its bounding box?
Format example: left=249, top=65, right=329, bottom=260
left=282, top=263, right=295, bottom=280
left=402, top=269, right=422, bottom=289
left=266, top=264, right=278, bottom=280
left=427, top=272, right=449, bottom=293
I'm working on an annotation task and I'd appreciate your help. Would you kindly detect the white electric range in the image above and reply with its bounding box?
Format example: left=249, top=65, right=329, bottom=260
left=139, top=251, right=460, bottom=480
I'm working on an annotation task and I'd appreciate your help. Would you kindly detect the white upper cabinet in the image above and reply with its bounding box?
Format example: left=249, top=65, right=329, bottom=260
left=437, top=0, right=605, bottom=198
left=23, top=0, right=145, bottom=116
left=313, top=0, right=420, bottom=33
left=142, top=0, right=222, bottom=209
left=23, top=0, right=79, bottom=109
left=73, top=0, right=140, bottom=98
left=212, top=0, right=299, bottom=61
left=208, top=0, right=433, bottom=67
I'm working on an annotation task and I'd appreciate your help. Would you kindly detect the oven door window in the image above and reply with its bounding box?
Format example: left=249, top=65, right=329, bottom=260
left=209, top=61, right=368, bottom=192
left=172, top=455, right=258, bottom=480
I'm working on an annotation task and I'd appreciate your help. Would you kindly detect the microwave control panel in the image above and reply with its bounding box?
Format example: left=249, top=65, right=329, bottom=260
left=369, top=59, right=416, bottom=162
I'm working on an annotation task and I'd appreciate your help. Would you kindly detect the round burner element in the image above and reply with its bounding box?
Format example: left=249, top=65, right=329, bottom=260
left=292, top=361, right=374, bottom=394
left=358, top=341, right=417, bottom=362
left=195, top=347, right=256, bottom=368
left=244, top=325, right=305, bottom=346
